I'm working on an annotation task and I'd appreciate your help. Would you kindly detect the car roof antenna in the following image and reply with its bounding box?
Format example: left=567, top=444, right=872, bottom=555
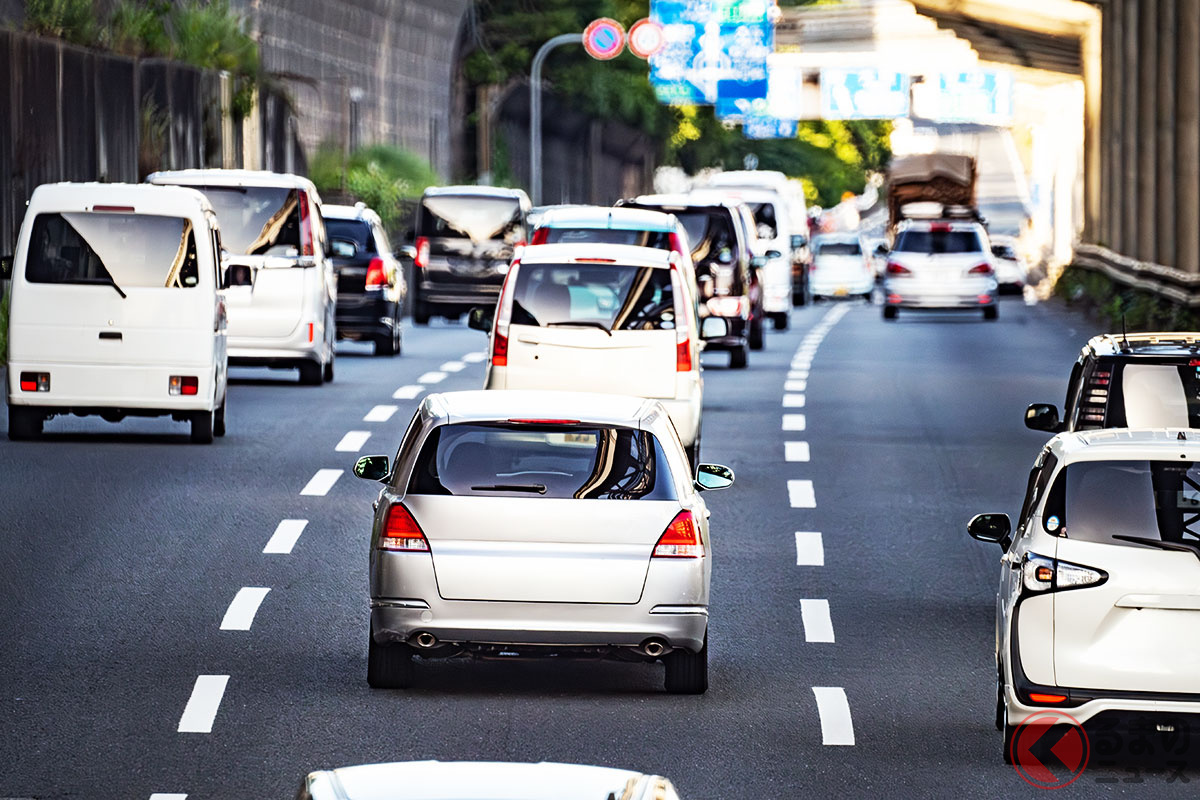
left=1121, top=311, right=1131, bottom=353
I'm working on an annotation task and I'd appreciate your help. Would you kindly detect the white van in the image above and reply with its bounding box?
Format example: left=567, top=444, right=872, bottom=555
left=147, top=170, right=336, bottom=385
left=468, top=243, right=720, bottom=468
left=5, top=183, right=228, bottom=443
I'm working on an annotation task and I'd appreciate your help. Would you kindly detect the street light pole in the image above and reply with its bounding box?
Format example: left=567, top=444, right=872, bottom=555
left=530, top=32, right=583, bottom=205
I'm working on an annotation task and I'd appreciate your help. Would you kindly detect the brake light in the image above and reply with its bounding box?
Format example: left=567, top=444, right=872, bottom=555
left=886, top=261, right=911, bottom=276
left=91, top=205, right=136, bottom=213
left=671, top=264, right=692, bottom=372
left=19, top=372, right=49, bottom=392
left=1022, top=554, right=1106, bottom=593
left=414, top=237, right=430, bottom=269
left=507, top=419, right=581, bottom=425
left=706, top=296, right=748, bottom=319
left=930, top=222, right=952, bottom=232
left=653, top=511, right=704, bottom=558
left=379, top=504, right=430, bottom=551
left=307, top=322, right=314, bottom=344
left=492, top=332, right=509, bottom=367
left=365, top=257, right=387, bottom=288
left=676, top=339, right=693, bottom=372
left=574, top=258, right=616, bottom=263
left=491, top=262, right=518, bottom=368
left=668, top=231, right=687, bottom=259
left=297, top=191, right=314, bottom=256
left=530, top=227, right=549, bottom=245
left=169, top=375, right=198, bottom=396
left=1028, top=693, right=1068, bottom=704
left=968, top=262, right=993, bottom=276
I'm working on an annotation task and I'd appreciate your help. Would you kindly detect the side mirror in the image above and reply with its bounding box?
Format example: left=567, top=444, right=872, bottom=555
left=700, top=316, right=729, bottom=340
left=0, top=255, right=12, bottom=279
left=695, top=463, right=734, bottom=491
left=750, top=255, right=767, bottom=269
left=766, top=249, right=783, bottom=260
left=874, top=244, right=889, bottom=257
left=399, top=245, right=418, bottom=261
left=790, top=235, right=807, bottom=249
left=354, top=454, right=390, bottom=482
left=467, top=306, right=494, bottom=333
left=1024, top=403, right=1062, bottom=433
left=968, top=513, right=1012, bottom=548
left=224, top=264, right=253, bottom=287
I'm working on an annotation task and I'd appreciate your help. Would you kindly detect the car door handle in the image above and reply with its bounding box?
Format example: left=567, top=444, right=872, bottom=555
left=98, top=331, right=122, bottom=341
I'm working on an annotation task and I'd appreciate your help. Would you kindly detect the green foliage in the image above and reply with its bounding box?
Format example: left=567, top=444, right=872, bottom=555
left=24, top=0, right=99, bottom=46
left=170, top=0, right=258, bottom=75
left=311, top=143, right=441, bottom=231
left=1055, top=266, right=1200, bottom=331
left=106, top=0, right=171, bottom=57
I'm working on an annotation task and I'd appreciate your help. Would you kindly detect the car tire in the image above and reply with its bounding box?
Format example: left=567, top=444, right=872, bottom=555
left=771, top=312, right=789, bottom=331
left=190, top=411, right=215, bottom=444
left=214, top=399, right=227, bottom=438
left=664, top=633, right=708, bottom=694
left=323, top=354, right=335, bottom=383
left=413, top=300, right=432, bottom=326
left=298, top=361, right=323, bottom=386
left=8, top=407, right=43, bottom=440
left=883, top=306, right=898, bottom=321
left=374, top=334, right=395, bottom=356
left=1002, top=716, right=1017, bottom=765
left=729, top=345, right=749, bottom=369
left=748, top=317, right=765, bottom=351
left=367, top=629, right=414, bottom=689
left=983, top=306, right=999, bottom=321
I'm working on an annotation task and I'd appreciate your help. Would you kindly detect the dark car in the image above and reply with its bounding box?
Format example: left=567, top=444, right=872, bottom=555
left=618, top=194, right=762, bottom=368
left=324, top=203, right=406, bottom=356
left=1026, top=332, right=1200, bottom=433
left=409, top=186, right=530, bottom=325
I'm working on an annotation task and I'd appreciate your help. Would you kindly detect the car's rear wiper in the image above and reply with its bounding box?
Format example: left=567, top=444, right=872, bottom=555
left=101, top=274, right=127, bottom=299
left=1112, top=535, right=1200, bottom=560
left=545, top=321, right=612, bottom=336
left=470, top=483, right=547, bottom=494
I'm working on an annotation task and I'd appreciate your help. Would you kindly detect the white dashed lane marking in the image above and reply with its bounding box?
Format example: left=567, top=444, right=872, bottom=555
left=440, top=361, right=466, bottom=372
left=419, top=371, right=447, bottom=384
left=813, top=687, right=855, bottom=745
left=263, top=520, right=307, bottom=554
left=788, top=370, right=809, bottom=380
left=785, top=442, right=810, bottom=462
left=149, top=794, right=187, bottom=800
left=219, top=588, right=271, bottom=631
left=392, top=384, right=424, bottom=400
left=785, top=380, right=807, bottom=392
left=782, top=414, right=806, bottom=431
left=783, top=394, right=806, bottom=408
left=300, top=469, right=342, bottom=497
left=363, top=405, right=397, bottom=422
left=800, top=599, right=835, bottom=643
left=795, top=532, right=824, bottom=566
left=462, top=352, right=487, bottom=363
left=788, top=479, right=816, bottom=508
left=177, top=675, right=229, bottom=733
left=335, top=431, right=371, bottom=452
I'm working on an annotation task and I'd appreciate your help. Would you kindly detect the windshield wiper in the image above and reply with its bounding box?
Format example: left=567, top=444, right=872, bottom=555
left=470, top=483, right=547, bottom=494
left=103, top=275, right=127, bottom=299
left=545, top=321, right=613, bottom=336
left=1112, top=535, right=1200, bottom=560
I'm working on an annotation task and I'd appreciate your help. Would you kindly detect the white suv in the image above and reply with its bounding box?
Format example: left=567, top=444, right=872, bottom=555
left=882, top=218, right=998, bottom=321
left=969, top=429, right=1200, bottom=762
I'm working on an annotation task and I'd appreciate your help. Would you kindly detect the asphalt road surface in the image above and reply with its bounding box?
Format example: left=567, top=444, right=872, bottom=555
left=3, top=301, right=1198, bottom=799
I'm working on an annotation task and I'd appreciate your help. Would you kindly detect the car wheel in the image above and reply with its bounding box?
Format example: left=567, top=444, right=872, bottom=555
left=298, top=361, right=323, bottom=386
left=368, top=628, right=415, bottom=689
left=190, top=410, right=215, bottom=444
left=413, top=300, right=431, bottom=326
left=1002, top=716, right=1017, bottom=765
left=983, top=306, right=999, bottom=321
left=664, top=633, right=708, bottom=694
left=374, top=334, right=396, bottom=356
left=748, top=317, right=765, bottom=351
left=883, top=306, right=898, bottom=321
left=323, top=354, right=335, bottom=382
left=771, top=312, right=789, bottom=331
left=214, top=399, right=227, bottom=438
left=8, top=407, right=43, bottom=440
left=729, top=345, right=749, bottom=369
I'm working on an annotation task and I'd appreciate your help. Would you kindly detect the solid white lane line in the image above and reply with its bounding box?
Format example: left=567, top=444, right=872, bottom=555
left=785, top=380, right=807, bottom=392
left=219, top=587, right=271, bottom=631
left=335, top=431, right=371, bottom=452
left=813, top=687, right=855, bottom=745
left=263, top=520, right=307, bottom=554
left=177, top=675, right=229, bottom=733
left=782, top=414, right=807, bottom=431
left=300, top=469, right=342, bottom=497
left=795, top=531, right=824, bottom=566
left=392, top=384, right=424, bottom=400
left=785, top=442, right=810, bottom=462
left=788, top=479, right=816, bottom=508
left=418, top=371, right=447, bottom=384
left=800, top=599, right=835, bottom=643
left=149, top=795, right=188, bottom=800
left=440, top=361, right=466, bottom=372
left=462, top=352, right=487, bottom=363
left=783, top=394, right=806, bottom=408
left=363, top=405, right=398, bottom=422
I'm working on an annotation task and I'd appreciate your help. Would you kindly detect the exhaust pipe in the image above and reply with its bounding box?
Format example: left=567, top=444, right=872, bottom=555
left=641, top=639, right=667, bottom=658
left=414, top=632, right=438, bottom=648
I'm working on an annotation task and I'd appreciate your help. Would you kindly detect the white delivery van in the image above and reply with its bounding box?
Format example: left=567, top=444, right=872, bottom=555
left=5, top=183, right=229, bottom=443
left=147, top=170, right=336, bottom=385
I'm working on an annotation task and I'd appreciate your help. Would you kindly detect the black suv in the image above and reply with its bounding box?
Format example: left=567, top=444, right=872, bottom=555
left=325, top=203, right=406, bottom=356
left=1026, top=333, right=1200, bottom=433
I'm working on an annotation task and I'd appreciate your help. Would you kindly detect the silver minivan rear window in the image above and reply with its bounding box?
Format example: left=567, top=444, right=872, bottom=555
left=26, top=213, right=199, bottom=289
left=511, top=263, right=676, bottom=331
left=408, top=423, right=677, bottom=500
left=193, top=186, right=301, bottom=256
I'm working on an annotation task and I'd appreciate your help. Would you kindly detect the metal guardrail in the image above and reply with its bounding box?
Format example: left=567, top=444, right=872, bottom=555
left=1072, top=244, right=1200, bottom=307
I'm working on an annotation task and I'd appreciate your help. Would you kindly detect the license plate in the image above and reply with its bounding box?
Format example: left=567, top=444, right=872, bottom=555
left=834, top=287, right=848, bottom=296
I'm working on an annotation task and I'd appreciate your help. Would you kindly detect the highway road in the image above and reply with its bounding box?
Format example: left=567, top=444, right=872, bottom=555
left=4, top=299, right=1197, bottom=798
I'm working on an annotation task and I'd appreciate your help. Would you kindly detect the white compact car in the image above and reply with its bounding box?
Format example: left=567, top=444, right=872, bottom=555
left=990, top=235, right=1028, bottom=293
left=354, top=390, right=734, bottom=693
left=969, top=429, right=1200, bottom=762
left=5, top=182, right=228, bottom=443
left=809, top=233, right=874, bottom=299
left=469, top=242, right=711, bottom=467
left=882, top=218, right=998, bottom=320
left=147, top=169, right=337, bottom=385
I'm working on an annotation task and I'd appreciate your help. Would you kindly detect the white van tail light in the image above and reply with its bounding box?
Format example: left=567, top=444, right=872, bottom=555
left=365, top=257, right=387, bottom=288
left=491, top=263, right=518, bottom=368
left=379, top=504, right=430, bottom=552
left=1022, top=553, right=1106, bottom=593
left=168, top=376, right=199, bottom=396
left=297, top=191, right=314, bottom=256
left=19, top=372, right=50, bottom=392
left=672, top=266, right=693, bottom=372
left=706, top=296, right=748, bottom=319
left=653, top=511, right=704, bottom=558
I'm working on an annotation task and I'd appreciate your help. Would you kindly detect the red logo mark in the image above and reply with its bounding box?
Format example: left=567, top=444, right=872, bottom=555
left=1011, top=710, right=1090, bottom=789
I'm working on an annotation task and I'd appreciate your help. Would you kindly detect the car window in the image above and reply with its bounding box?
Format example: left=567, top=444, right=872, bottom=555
left=407, top=423, right=677, bottom=500
left=540, top=227, right=672, bottom=249
left=816, top=241, right=862, bottom=256
left=325, top=218, right=375, bottom=254
left=1051, top=460, right=1200, bottom=547
left=418, top=195, right=523, bottom=244
left=747, top=202, right=778, bottom=239
left=672, top=210, right=736, bottom=272
left=190, top=186, right=303, bottom=256
left=510, top=263, right=677, bottom=331
left=894, top=229, right=983, bottom=254
left=26, top=212, right=200, bottom=289
left=1017, top=452, right=1058, bottom=533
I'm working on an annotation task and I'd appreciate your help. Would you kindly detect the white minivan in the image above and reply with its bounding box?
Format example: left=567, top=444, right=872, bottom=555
left=4, top=183, right=228, bottom=443
left=147, top=170, right=337, bottom=385
left=468, top=243, right=719, bottom=468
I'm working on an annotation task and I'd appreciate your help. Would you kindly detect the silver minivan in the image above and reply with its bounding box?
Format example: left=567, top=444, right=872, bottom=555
left=147, top=169, right=337, bottom=384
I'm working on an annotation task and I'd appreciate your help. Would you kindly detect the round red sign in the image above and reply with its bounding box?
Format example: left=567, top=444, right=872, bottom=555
left=627, top=18, right=665, bottom=59
left=583, top=17, right=625, bottom=61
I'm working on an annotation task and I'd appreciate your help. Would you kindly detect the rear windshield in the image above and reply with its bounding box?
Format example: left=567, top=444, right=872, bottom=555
left=511, top=263, right=677, bottom=332
left=325, top=218, right=375, bottom=254
left=25, top=212, right=199, bottom=289
left=894, top=229, right=983, bottom=254
left=747, top=202, right=778, bottom=239
left=539, top=227, right=672, bottom=249
left=418, top=195, right=523, bottom=244
left=816, top=240, right=862, bottom=256
left=1045, top=460, right=1200, bottom=551
left=672, top=210, right=736, bottom=273
left=408, top=423, right=677, bottom=500
left=1088, top=362, right=1200, bottom=429
left=193, top=186, right=301, bottom=256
